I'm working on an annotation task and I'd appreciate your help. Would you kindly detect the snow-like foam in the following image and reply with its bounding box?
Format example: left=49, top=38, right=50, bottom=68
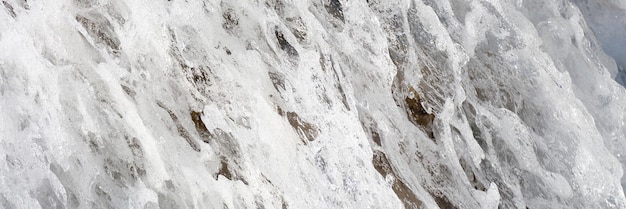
left=1, top=0, right=626, bottom=208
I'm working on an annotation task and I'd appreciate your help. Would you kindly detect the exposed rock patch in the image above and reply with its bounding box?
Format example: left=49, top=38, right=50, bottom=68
left=372, top=150, right=424, bottom=209
left=75, top=12, right=120, bottom=54
left=275, top=29, right=299, bottom=63
left=405, top=86, right=435, bottom=138
left=156, top=101, right=201, bottom=152
left=3, top=1, right=16, bottom=18
left=324, top=0, right=345, bottom=23
left=285, top=111, right=319, bottom=144
left=222, top=7, right=239, bottom=33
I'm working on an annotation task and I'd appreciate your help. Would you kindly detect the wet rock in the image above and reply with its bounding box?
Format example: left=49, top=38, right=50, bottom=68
left=285, top=111, right=319, bottom=144
left=405, top=86, right=435, bottom=138
left=75, top=12, right=121, bottom=54
left=268, top=71, right=286, bottom=92
left=190, top=110, right=212, bottom=143
left=275, top=29, right=299, bottom=62
left=285, top=16, right=309, bottom=44
left=93, top=183, right=115, bottom=209
left=325, top=0, right=344, bottom=23
left=157, top=101, right=201, bottom=152
left=3, top=1, right=16, bottom=18
left=372, top=150, right=424, bottom=209
left=120, top=85, right=136, bottom=98
left=102, top=157, right=145, bottom=184
left=222, top=8, right=239, bottom=32
left=217, top=157, right=233, bottom=180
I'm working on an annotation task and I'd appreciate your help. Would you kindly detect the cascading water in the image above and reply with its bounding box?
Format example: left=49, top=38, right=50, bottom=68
left=1, top=0, right=626, bottom=208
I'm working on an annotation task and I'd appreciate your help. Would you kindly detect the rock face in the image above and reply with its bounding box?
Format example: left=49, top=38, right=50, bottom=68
left=1, top=0, right=626, bottom=208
